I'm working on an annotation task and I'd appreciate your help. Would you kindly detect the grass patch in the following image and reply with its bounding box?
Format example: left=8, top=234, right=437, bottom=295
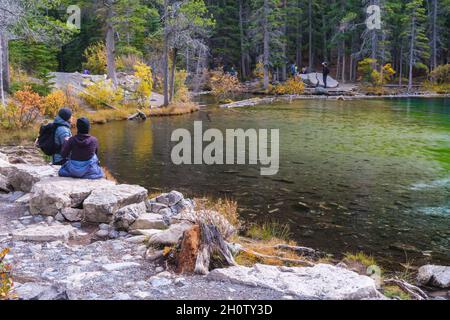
left=383, top=285, right=411, bottom=300
left=148, top=102, right=199, bottom=117
left=0, top=125, right=39, bottom=145
left=194, top=196, right=240, bottom=229
left=246, top=221, right=291, bottom=241
left=344, top=251, right=377, bottom=268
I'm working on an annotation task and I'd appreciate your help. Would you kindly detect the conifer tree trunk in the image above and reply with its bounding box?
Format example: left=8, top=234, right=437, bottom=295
left=105, top=1, right=118, bottom=87
left=163, top=0, right=170, bottom=106
left=308, top=0, right=313, bottom=70
left=408, top=16, right=416, bottom=91
left=239, top=0, right=247, bottom=79
left=263, top=0, right=270, bottom=90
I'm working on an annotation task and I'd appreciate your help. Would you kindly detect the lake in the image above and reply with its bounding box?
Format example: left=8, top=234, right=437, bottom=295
left=92, top=97, right=450, bottom=268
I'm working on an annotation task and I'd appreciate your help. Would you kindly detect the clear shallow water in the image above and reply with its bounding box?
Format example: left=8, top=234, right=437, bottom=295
left=92, top=98, right=450, bottom=267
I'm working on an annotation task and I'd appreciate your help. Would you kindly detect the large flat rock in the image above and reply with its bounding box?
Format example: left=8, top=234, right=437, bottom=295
left=12, top=224, right=78, bottom=242
left=83, top=184, right=148, bottom=223
left=29, top=178, right=115, bottom=216
left=4, top=164, right=59, bottom=192
left=207, top=263, right=382, bottom=300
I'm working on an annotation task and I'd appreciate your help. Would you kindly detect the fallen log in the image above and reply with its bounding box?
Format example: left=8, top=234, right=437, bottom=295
left=384, top=278, right=428, bottom=300
left=127, top=110, right=147, bottom=121
left=272, top=244, right=319, bottom=257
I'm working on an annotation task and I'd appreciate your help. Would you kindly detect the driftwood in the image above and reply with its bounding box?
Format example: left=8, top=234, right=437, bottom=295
left=239, top=247, right=314, bottom=267
left=127, top=110, right=147, bottom=121
left=384, top=278, right=428, bottom=300
left=194, top=223, right=237, bottom=275
left=272, top=244, right=319, bottom=257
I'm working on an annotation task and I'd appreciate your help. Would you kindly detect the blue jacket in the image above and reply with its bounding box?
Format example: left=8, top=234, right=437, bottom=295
left=52, top=116, right=72, bottom=164
left=58, top=154, right=104, bottom=180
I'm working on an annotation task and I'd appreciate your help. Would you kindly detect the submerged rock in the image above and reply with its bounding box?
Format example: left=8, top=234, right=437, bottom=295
left=207, top=263, right=383, bottom=300
left=417, top=265, right=450, bottom=289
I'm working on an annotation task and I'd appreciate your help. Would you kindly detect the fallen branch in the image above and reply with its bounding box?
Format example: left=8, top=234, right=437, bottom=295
left=384, top=278, right=428, bottom=300
left=271, top=244, right=318, bottom=257
left=239, top=248, right=315, bottom=267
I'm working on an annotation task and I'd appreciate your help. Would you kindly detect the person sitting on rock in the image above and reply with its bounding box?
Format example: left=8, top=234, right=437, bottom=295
left=58, top=117, right=104, bottom=179
left=52, top=108, right=73, bottom=165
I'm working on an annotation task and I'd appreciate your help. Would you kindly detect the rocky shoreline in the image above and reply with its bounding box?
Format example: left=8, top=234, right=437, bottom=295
left=1, top=146, right=448, bottom=300
left=220, top=93, right=450, bottom=108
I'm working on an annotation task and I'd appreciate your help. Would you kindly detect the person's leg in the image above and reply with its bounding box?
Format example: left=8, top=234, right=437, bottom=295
left=323, top=75, right=327, bottom=88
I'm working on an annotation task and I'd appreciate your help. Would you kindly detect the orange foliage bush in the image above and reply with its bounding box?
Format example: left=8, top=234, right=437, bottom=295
left=0, top=86, right=42, bottom=129
left=0, top=247, right=13, bottom=300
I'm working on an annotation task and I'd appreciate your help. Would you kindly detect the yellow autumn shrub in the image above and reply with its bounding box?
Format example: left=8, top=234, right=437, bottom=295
left=210, top=69, right=242, bottom=100
left=273, top=78, right=305, bottom=95
left=80, top=80, right=124, bottom=110
left=133, top=62, right=153, bottom=108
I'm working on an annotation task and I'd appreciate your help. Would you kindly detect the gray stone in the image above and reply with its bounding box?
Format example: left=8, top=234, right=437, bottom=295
left=150, top=276, right=172, bottom=287
left=132, top=229, right=162, bottom=237
left=207, top=263, right=383, bottom=300
left=125, top=235, right=147, bottom=243
left=170, top=198, right=195, bottom=215
left=0, top=152, right=8, bottom=162
left=147, top=222, right=193, bottom=246
left=417, top=265, right=450, bottom=289
left=6, top=164, right=59, bottom=192
left=55, top=212, right=65, bottom=222
left=99, top=223, right=110, bottom=230
left=156, top=190, right=183, bottom=206
left=102, top=262, right=141, bottom=272
left=113, top=202, right=147, bottom=230
left=130, top=213, right=167, bottom=230
left=12, top=224, right=77, bottom=242
left=83, top=184, right=148, bottom=223
left=145, top=200, right=168, bottom=213
left=15, top=193, right=31, bottom=204
left=29, top=178, right=115, bottom=216
left=108, top=230, right=119, bottom=239
left=0, top=173, right=10, bottom=192
left=14, top=282, right=68, bottom=300
left=61, top=208, right=84, bottom=222
left=96, top=229, right=109, bottom=238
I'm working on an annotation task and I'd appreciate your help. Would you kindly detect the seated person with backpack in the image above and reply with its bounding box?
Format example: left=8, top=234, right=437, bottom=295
left=45, top=108, right=73, bottom=165
left=58, top=117, right=104, bottom=179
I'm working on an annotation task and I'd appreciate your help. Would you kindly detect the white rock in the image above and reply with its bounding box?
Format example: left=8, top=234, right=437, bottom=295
left=83, top=184, right=148, bottom=223
left=64, top=272, right=103, bottom=289
left=0, top=173, right=10, bottom=192
left=102, top=262, right=141, bottom=272
left=124, top=235, right=147, bottom=243
left=417, top=265, right=450, bottom=288
left=15, top=193, right=31, bottom=204
left=150, top=276, right=172, bottom=287
left=130, top=213, right=167, bottom=230
left=13, top=282, right=68, bottom=300
left=6, top=164, right=59, bottom=192
left=0, top=152, right=8, bottom=162
left=147, top=222, right=193, bottom=246
left=156, top=190, right=183, bottom=206
left=61, top=208, right=83, bottom=222
left=113, top=202, right=147, bottom=230
left=207, top=263, right=383, bottom=300
left=29, top=178, right=115, bottom=216
left=11, top=224, right=77, bottom=242
left=145, top=200, right=168, bottom=213
left=95, top=229, right=109, bottom=238
left=130, top=229, right=163, bottom=237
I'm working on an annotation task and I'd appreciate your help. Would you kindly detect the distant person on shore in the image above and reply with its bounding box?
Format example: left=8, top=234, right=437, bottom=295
left=322, top=62, right=330, bottom=88
left=58, top=117, right=104, bottom=179
left=289, top=63, right=298, bottom=77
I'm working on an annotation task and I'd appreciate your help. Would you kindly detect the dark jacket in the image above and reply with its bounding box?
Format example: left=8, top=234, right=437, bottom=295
left=61, top=134, right=99, bottom=161
left=323, top=66, right=330, bottom=76
left=52, top=115, right=72, bottom=164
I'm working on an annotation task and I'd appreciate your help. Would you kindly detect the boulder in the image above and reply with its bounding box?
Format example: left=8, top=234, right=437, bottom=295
left=207, top=263, right=383, bottom=300
left=12, top=224, right=78, bottom=242
left=29, top=178, right=115, bottom=216
left=145, top=200, right=168, bottom=213
left=130, top=213, right=167, bottom=230
left=147, top=221, right=193, bottom=246
left=170, top=198, right=195, bottom=215
left=61, top=208, right=84, bottom=222
left=417, top=265, right=450, bottom=289
left=113, top=202, right=147, bottom=230
left=156, top=190, right=183, bottom=206
left=131, top=229, right=163, bottom=238
left=0, top=152, right=8, bottom=162
left=14, top=283, right=69, bottom=300
left=102, top=262, right=141, bottom=272
left=6, top=164, right=59, bottom=192
left=83, top=184, right=148, bottom=223
left=0, top=173, right=10, bottom=192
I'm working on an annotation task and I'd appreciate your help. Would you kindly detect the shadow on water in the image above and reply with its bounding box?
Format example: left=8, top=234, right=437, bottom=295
left=92, top=97, right=450, bottom=268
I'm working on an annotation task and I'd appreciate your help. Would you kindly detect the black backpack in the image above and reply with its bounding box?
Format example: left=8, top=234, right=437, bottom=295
left=37, top=123, right=62, bottom=156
